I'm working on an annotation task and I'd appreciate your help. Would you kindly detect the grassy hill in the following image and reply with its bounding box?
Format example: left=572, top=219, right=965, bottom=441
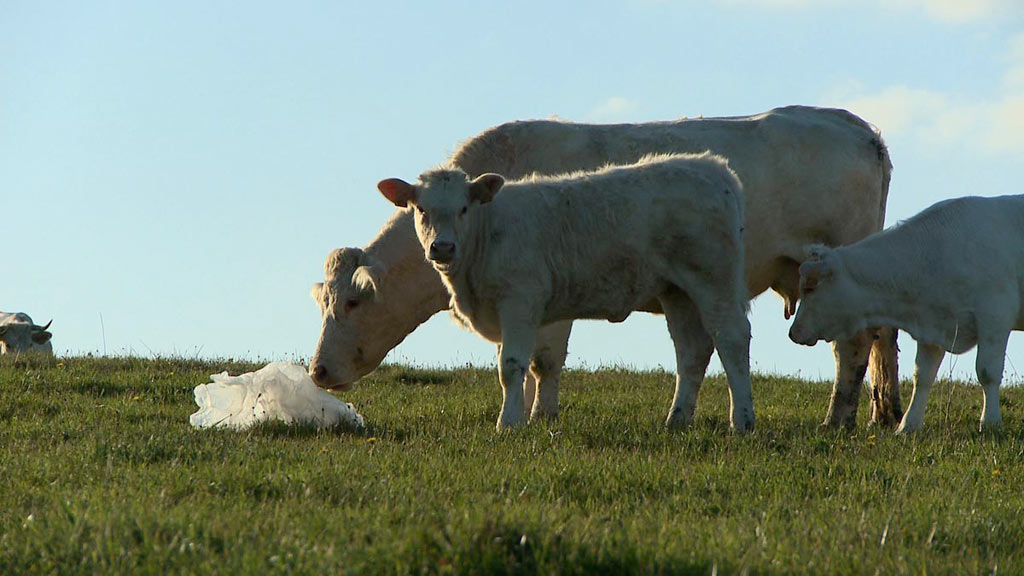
left=1, top=356, right=1022, bottom=574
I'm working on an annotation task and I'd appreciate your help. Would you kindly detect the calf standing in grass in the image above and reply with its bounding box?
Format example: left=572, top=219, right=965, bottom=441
left=789, top=195, right=1024, bottom=432
left=377, top=153, right=754, bottom=431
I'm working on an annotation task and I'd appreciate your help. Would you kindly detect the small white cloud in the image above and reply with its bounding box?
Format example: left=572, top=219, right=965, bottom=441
left=828, top=87, right=1024, bottom=157
left=825, top=31, right=1024, bottom=156
left=713, top=0, right=1021, bottom=23
left=984, top=96, right=1024, bottom=153
left=588, top=97, right=639, bottom=122
left=837, top=85, right=949, bottom=136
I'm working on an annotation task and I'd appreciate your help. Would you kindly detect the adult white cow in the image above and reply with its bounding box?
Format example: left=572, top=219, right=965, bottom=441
left=310, top=105, right=900, bottom=429
left=789, top=195, right=1024, bottom=433
left=376, top=153, right=754, bottom=431
left=0, top=312, right=53, bottom=356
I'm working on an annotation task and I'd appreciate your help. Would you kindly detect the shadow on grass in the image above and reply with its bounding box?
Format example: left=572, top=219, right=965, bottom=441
left=70, top=379, right=131, bottom=397
left=406, top=517, right=742, bottom=576
left=243, top=419, right=369, bottom=440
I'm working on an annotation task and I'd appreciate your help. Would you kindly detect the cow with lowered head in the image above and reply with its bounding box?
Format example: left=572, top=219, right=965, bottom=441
left=308, top=106, right=899, bottom=430
left=789, top=194, right=1024, bottom=433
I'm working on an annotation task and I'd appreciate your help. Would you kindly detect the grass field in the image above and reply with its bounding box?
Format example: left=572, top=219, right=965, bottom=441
left=1, top=355, right=1022, bottom=575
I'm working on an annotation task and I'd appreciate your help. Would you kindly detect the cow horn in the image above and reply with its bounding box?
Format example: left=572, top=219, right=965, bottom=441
left=35, top=319, right=52, bottom=331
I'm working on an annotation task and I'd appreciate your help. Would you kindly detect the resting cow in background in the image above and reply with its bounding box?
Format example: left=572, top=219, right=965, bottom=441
left=790, top=195, right=1024, bottom=433
left=310, top=105, right=900, bottom=429
left=377, top=153, right=753, bottom=431
left=0, top=312, right=53, bottom=356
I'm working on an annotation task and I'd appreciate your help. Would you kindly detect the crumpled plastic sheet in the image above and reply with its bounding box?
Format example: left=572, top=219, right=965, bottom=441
left=189, top=361, right=364, bottom=431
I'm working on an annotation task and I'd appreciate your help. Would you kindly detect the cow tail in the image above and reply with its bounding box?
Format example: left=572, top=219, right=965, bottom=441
left=867, top=130, right=903, bottom=426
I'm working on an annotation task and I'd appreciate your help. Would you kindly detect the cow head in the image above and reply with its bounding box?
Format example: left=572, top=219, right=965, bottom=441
left=0, top=315, right=53, bottom=355
left=378, top=169, right=504, bottom=274
left=789, top=245, right=861, bottom=346
left=308, top=247, right=389, bottom=390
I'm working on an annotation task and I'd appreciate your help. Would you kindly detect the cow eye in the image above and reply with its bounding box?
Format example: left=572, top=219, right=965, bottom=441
left=460, top=206, right=468, bottom=217
left=344, top=299, right=361, bottom=313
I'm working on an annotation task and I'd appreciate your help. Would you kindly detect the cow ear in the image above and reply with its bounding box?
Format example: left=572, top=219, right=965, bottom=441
left=799, top=260, right=833, bottom=292
left=310, top=282, right=325, bottom=303
left=32, top=329, right=52, bottom=345
left=352, top=264, right=385, bottom=302
left=804, top=244, right=833, bottom=262
left=468, top=173, right=504, bottom=205
left=378, top=178, right=416, bottom=207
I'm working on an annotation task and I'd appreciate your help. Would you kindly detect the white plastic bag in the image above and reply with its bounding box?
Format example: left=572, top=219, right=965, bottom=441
left=189, top=361, right=364, bottom=431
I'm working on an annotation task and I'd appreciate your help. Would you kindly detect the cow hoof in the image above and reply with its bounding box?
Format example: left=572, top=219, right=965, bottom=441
left=664, top=411, right=693, bottom=430
left=495, top=415, right=525, bottom=431
left=820, top=417, right=856, bottom=432
left=529, top=410, right=559, bottom=423
left=730, top=418, right=755, bottom=434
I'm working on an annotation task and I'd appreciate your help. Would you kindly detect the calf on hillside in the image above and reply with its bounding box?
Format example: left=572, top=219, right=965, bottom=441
left=789, top=195, right=1024, bottom=432
left=376, top=153, right=754, bottom=431
left=0, top=312, right=53, bottom=356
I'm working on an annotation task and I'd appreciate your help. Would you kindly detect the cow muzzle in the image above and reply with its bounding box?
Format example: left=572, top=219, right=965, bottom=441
left=788, top=324, right=817, bottom=346
left=428, top=241, right=456, bottom=264
left=309, top=362, right=352, bottom=391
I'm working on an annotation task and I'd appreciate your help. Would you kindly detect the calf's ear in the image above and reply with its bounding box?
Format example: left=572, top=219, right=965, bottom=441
left=378, top=178, right=416, bottom=207
left=468, top=174, right=504, bottom=205
left=798, top=260, right=833, bottom=292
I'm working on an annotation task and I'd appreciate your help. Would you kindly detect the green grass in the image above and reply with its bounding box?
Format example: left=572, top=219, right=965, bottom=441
left=1, top=355, right=1023, bottom=575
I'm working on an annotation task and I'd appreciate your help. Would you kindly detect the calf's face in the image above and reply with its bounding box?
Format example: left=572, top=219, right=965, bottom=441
left=788, top=248, right=861, bottom=346
left=308, top=248, right=386, bottom=390
left=378, top=170, right=504, bottom=272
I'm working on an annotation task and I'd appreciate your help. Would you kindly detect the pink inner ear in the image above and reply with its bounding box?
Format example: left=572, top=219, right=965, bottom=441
left=378, top=179, right=414, bottom=207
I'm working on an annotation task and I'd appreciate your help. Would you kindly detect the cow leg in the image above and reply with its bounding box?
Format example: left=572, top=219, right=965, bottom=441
left=822, top=329, right=874, bottom=430
left=976, top=329, right=1010, bottom=430
left=895, top=342, right=944, bottom=435
left=659, top=291, right=715, bottom=430
left=522, top=372, right=537, bottom=421
left=529, top=320, right=573, bottom=421
left=869, top=326, right=903, bottom=427
left=495, top=304, right=540, bottom=431
left=703, top=308, right=754, bottom=433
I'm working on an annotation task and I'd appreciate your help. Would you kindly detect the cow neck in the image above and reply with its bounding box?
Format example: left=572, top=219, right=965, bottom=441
left=837, top=236, right=924, bottom=323
left=441, top=203, right=496, bottom=323
left=364, top=209, right=451, bottom=329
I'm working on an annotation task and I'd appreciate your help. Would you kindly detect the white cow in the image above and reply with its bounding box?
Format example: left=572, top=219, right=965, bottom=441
left=789, top=195, right=1024, bottom=433
left=310, top=106, right=899, bottom=429
left=374, top=153, right=754, bottom=431
left=0, top=312, right=53, bottom=356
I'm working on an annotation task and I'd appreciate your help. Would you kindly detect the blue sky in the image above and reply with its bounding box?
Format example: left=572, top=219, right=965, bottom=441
left=3, top=1, right=1024, bottom=383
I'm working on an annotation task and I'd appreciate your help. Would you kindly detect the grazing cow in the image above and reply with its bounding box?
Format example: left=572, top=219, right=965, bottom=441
left=375, top=153, right=754, bottom=431
left=310, top=105, right=899, bottom=429
left=0, top=312, right=53, bottom=356
left=789, top=195, right=1024, bottom=432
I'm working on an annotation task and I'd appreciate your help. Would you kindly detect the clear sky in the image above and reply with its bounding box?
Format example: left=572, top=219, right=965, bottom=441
left=4, top=1, right=1024, bottom=384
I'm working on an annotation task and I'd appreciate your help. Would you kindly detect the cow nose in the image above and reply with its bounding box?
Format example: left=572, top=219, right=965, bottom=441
left=429, top=241, right=455, bottom=263
left=789, top=324, right=809, bottom=346
left=310, top=363, right=329, bottom=386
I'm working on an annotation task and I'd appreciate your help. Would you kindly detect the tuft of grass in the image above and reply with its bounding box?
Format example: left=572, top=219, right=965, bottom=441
left=1, top=356, right=1022, bottom=575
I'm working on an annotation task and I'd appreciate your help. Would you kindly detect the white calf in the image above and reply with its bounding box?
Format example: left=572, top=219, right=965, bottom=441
left=790, top=195, right=1024, bottom=432
left=378, top=153, right=754, bottom=431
